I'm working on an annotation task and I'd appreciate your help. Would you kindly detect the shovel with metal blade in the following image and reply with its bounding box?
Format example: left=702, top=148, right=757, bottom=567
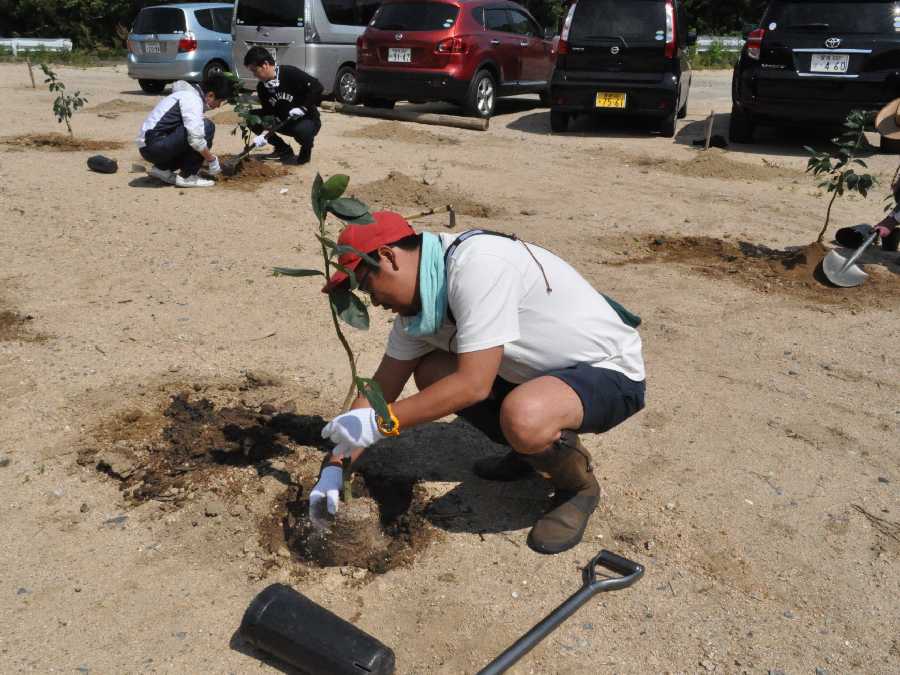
left=822, top=230, right=879, bottom=287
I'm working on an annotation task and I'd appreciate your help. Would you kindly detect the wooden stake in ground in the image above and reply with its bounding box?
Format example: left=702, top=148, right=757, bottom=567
left=704, top=110, right=715, bottom=150
left=321, top=100, right=489, bottom=131
left=26, top=59, right=36, bottom=89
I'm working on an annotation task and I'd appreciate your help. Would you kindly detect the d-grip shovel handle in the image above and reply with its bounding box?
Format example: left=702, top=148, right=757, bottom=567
left=585, top=549, right=645, bottom=592
left=476, top=550, right=644, bottom=675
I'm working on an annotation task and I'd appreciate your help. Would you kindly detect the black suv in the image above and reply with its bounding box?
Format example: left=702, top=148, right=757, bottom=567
left=549, top=0, right=696, bottom=136
left=731, top=0, right=900, bottom=144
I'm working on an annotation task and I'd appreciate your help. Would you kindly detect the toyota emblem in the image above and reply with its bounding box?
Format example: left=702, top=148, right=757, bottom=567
left=395, top=32, right=403, bottom=40
left=611, top=46, right=620, bottom=55
left=825, top=37, right=841, bottom=48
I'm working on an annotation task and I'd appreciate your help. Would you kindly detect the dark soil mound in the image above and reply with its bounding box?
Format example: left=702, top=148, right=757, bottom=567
left=81, top=392, right=326, bottom=503
left=2, top=133, right=124, bottom=151
left=278, top=472, right=438, bottom=573
left=618, top=235, right=900, bottom=309
left=217, top=156, right=291, bottom=191
left=351, top=170, right=499, bottom=218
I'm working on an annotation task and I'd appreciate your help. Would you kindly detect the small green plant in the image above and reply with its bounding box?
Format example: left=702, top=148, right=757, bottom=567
left=274, top=174, right=391, bottom=502
left=805, top=110, right=877, bottom=244
left=39, top=63, right=87, bottom=136
left=224, top=73, right=275, bottom=148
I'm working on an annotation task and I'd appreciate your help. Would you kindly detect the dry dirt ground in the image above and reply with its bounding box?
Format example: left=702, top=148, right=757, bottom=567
left=1, top=64, right=898, bottom=674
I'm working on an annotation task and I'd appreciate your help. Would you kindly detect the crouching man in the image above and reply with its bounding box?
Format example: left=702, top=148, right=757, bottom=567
left=313, top=214, right=647, bottom=554
left=136, top=73, right=230, bottom=187
left=242, top=46, right=323, bottom=165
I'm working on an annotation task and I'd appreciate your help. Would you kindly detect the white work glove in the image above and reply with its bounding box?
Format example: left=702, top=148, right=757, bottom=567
left=251, top=133, right=268, bottom=148
left=321, top=408, right=384, bottom=458
left=288, top=107, right=306, bottom=118
left=207, top=156, right=221, bottom=175
left=309, top=465, right=342, bottom=524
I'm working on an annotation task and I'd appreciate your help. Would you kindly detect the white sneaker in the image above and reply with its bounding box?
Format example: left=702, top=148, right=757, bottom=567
left=175, top=174, right=215, bottom=188
left=148, top=166, right=176, bottom=185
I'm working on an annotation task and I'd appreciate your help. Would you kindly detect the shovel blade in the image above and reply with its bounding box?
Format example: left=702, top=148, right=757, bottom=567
left=822, top=249, right=869, bottom=287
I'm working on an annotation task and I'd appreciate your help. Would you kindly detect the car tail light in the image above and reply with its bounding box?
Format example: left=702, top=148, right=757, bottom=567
left=436, top=37, right=465, bottom=53
left=746, top=28, right=765, bottom=60
left=358, top=36, right=371, bottom=56
left=127, top=39, right=137, bottom=54
left=178, top=35, right=197, bottom=52
left=664, top=0, right=676, bottom=58
left=557, top=2, right=577, bottom=56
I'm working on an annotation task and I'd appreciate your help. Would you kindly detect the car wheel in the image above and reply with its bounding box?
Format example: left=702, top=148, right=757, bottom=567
left=659, top=111, right=677, bottom=138
left=334, top=66, right=360, bottom=105
left=362, top=97, right=396, bottom=110
left=677, top=96, right=688, bottom=119
left=466, top=70, right=496, bottom=118
left=203, top=60, right=228, bottom=80
left=550, top=110, right=569, bottom=132
left=880, top=136, right=900, bottom=154
left=729, top=104, right=755, bottom=144
left=138, top=79, right=166, bottom=94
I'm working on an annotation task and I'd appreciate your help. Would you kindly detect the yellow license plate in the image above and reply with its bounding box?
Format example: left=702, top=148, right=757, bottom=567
left=595, top=92, right=626, bottom=109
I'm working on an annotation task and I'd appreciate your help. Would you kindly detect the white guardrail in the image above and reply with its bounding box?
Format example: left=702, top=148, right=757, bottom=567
left=696, top=36, right=744, bottom=53
left=0, top=38, right=73, bottom=56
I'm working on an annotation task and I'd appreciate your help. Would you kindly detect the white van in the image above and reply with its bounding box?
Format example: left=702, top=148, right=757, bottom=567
left=231, top=0, right=380, bottom=104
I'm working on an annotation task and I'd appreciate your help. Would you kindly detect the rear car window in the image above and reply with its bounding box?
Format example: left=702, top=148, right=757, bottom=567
left=213, top=8, right=235, bottom=32
left=371, top=3, right=460, bottom=30
left=133, top=7, right=187, bottom=34
left=765, top=1, right=898, bottom=34
left=322, top=0, right=381, bottom=26
left=569, top=0, right=665, bottom=42
left=235, top=0, right=304, bottom=27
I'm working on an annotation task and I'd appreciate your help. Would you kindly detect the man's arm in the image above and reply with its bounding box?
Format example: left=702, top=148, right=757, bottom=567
left=325, top=354, right=420, bottom=467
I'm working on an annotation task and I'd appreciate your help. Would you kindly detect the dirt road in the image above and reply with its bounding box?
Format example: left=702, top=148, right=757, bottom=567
left=1, top=63, right=898, bottom=673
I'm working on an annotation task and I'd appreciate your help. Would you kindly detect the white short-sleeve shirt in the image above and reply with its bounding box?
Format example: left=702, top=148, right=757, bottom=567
left=386, top=233, right=645, bottom=384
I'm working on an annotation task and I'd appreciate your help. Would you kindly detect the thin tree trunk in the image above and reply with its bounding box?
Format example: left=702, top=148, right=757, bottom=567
left=818, top=189, right=839, bottom=244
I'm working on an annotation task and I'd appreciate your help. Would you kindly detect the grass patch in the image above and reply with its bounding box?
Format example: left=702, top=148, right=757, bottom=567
left=688, top=44, right=740, bottom=70
left=0, top=48, right=126, bottom=67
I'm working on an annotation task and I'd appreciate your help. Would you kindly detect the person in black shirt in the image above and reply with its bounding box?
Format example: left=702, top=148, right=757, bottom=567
left=243, top=47, right=323, bottom=165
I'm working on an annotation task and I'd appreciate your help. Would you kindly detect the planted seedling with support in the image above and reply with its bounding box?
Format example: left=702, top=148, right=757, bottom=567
left=40, top=64, right=87, bottom=136
left=274, top=173, right=394, bottom=564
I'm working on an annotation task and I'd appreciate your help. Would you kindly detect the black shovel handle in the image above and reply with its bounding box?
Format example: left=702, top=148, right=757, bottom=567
left=476, top=550, right=643, bottom=675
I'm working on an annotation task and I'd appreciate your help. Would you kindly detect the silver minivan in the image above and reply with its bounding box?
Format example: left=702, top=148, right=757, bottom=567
left=232, top=0, right=380, bottom=104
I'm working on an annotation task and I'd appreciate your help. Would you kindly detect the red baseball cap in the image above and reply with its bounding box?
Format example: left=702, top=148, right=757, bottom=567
left=322, top=211, right=416, bottom=293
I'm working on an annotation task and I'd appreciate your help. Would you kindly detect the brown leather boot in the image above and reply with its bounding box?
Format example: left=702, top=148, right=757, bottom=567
left=472, top=450, right=534, bottom=481
left=522, top=432, right=600, bottom=554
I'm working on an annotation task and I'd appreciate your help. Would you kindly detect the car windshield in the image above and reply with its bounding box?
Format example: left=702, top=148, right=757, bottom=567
left=133, top=8, right=186, bottom=34
left=768, top=1, right=898, bottom=33
left=371, top=3, right=459, bottom=30
left=569, top=0, right=665, bottom=42
left=236, top=0, right=305, bottom=27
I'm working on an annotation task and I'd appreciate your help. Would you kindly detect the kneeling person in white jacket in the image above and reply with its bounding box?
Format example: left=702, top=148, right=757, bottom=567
left=136, top=74, right=230, bottom=188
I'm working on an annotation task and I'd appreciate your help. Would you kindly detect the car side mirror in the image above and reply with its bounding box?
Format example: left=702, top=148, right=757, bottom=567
left=686, top=29, right=697, bottom=46
left=544, top=27, right=555, bottom=40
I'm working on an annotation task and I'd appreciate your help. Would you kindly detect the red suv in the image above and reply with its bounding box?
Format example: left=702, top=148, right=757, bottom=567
left=357, top=0, right=556, bottom=118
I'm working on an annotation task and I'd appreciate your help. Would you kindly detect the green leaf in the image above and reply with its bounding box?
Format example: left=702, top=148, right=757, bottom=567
left=340, top=211, right=376, bottom=225
left=332, top=244, right=379, bottom=266
left=328, top=197, right=370, bottom=220
left=311, top=173, right=325, bottom=223
left=272, top=267, right=324, bottom=277
left=330, top=289, right=370, bottom=330
left=322, top=174, right=349, bottom=201
left=316, top=234, right=338, bottom=251
left=333, top=263, right=359, bottom=290
left=356, top=377, right=391, bottom=424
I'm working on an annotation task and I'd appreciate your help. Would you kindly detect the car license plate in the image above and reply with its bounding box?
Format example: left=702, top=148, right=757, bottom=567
left=595, top=92, right=626, bottom=109
left=810, top=53, right=849, bottom=73
left=144, top=41, right=161, bottom=54
left=388, top=48, right=412, bottom=63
